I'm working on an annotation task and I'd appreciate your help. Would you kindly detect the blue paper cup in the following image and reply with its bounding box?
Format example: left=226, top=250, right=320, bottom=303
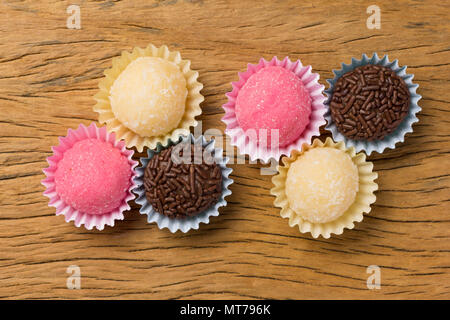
left=134, top=134, right=233, bottom=233
left=324, top=53, right=421, bottom=155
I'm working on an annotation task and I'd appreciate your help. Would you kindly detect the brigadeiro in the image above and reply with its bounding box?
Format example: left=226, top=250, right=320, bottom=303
left=144, top=144, right=222, bottom=219
left=330, top=64, right=410, bottom=141
left=41, top=123, right=138, bottom=230
left=324, top=53, right=421, bottom=155
left=222, top=57, right=326, bottom=163
left=134, top=134, right=233, bottom=233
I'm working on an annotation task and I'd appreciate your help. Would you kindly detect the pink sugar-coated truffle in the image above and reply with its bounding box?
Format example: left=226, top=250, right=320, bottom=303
left=54, top=138, right=132, bottom=215
left=235, top=66, right=312, bottom=147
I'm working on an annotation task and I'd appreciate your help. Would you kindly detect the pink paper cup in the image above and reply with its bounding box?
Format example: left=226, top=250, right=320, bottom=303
left=222, top=56, right=326, bottom=163
left=41, top=123, right=138, bottom=230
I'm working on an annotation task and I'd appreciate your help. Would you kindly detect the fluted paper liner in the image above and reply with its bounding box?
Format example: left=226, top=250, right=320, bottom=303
left=41, top=123, right=138, bottom=230
left=324, top=53, right=422, bottom=155
left=271, top=137, right=378, bottom=239
left=94, top=44, right=204, bottom=152
left=134, top=134, right=233, bottom=233
left=222, top=56, right=326, bottom=163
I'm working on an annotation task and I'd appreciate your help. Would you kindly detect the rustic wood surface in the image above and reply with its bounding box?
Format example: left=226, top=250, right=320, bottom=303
left=0, top=0, right=449, bottom=300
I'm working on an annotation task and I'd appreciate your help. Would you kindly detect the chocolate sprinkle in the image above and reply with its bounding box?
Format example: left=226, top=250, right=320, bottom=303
left=330, top=64, right=410, bottom=141
left=144, top=145, right=222, bottom=219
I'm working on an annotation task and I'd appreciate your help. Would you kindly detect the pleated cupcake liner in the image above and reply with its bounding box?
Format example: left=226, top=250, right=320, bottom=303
left=271, top=137, right=378, bottom=239
left=222, top=56, right=326, bottom=163
left=134, top=134, right=233, bottom=233
left=41, top=123, right=138, bottom=231
left=324, top=53, right=422, bottom=155
left=94, top=44, right=204, bottom=152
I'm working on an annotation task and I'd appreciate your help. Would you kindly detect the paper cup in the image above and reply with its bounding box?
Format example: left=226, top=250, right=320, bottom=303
left=222, top=56, right=326, bottom=163
left=324, top=53, right=422, bottom=155
left=94, top=44, right=204, bottom=152
left=134, top=134, right=233, bottom=233
left=41, top=123, right=138, bottom=230
left=271, top=137, right=378, bottom=239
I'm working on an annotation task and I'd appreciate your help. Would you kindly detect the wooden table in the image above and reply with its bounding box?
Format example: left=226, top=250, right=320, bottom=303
left=0, top=0, right=449, bottom=300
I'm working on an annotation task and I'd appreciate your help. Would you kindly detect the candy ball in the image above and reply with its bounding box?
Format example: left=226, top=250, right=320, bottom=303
left=285, top=147, right=359, bottom=223
left=109, top=57, right=187, bottom=137
left=235, top=66, right=311, bottom=147
left=54, top=139, right=132, bottom=215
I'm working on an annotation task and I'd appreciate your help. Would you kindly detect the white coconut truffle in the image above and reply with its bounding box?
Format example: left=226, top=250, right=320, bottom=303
left=109, top=57, right=187, bottom=137
left=285, top=147, right=359, bottom=224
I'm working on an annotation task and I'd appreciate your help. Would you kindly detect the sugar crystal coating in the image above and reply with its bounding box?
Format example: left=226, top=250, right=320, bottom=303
left=235, top=66, right=311, bottom=147
left=285, top=147, right=359, bottom=223
left=109, top=57, right=187, bottom=137
left=54, top=139, right=132, bottom=215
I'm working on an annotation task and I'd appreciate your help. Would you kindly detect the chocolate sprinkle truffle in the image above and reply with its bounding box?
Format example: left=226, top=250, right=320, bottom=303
left=144, top=145, right=222, bottom=219
left=329, top=64, right=410, bottom=141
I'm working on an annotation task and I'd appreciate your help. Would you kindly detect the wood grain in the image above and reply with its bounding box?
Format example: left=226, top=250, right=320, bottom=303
left=0, top=0, right=449, bottom=299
